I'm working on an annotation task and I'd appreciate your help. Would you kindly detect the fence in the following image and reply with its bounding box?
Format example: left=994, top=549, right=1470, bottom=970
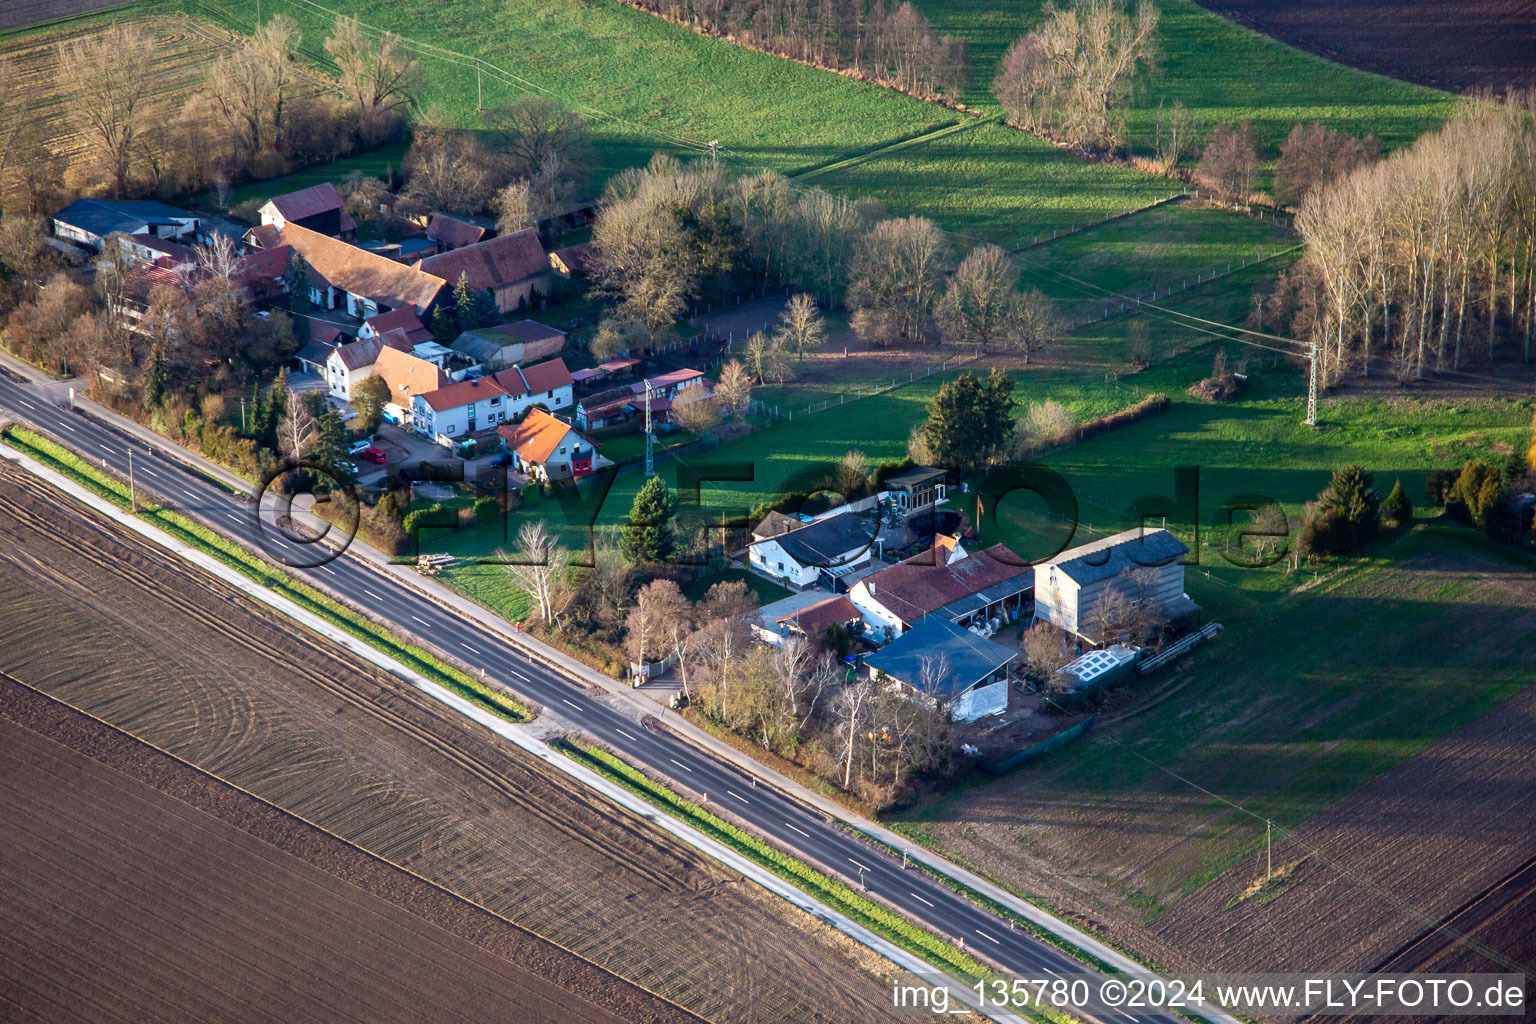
left=745, top=349, right=985, bottom=424
left=1138, top=622, right=1224, bottom=674
left=1062, top=243, right=1305, bottom=330
left=976, top=715, right=1096, bottom=775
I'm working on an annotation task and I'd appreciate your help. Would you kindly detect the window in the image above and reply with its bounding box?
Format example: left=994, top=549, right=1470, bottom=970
left=558, top=446, right=566, bottom=455
left=776, top=561, right=783, bottom=570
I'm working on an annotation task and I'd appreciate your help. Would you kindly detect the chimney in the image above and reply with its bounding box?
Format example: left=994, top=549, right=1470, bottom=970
left=869, top=581, right=876, bottom=596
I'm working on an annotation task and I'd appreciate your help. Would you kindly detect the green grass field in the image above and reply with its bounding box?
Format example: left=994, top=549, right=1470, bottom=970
left=217, top=141, right=410, bottom=208
left=909, top=0, right=1454, bottom=175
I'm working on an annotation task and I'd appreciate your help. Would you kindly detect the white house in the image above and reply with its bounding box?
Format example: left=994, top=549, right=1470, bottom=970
left=1034, top=527, right=1194, bottom=643
left=746, top=508, right=874, bottom=589
left=372, top=345, right=449, bottom=427
left=51, top=198, right=199, bottom=251
left=495, top=408, right=608, bottom=482
left=324, top=333, right=402, bottom=401
left=410, top=358, right=574, bottom=443
left=847, top=538, right=1031, bottom=640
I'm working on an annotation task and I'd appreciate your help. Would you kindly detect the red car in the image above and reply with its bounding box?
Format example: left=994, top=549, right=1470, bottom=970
left=359, top=446, right=387, bottom=464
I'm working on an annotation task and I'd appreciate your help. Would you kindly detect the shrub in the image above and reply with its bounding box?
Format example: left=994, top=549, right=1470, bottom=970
left=1382, top=479, right=1412, bottom=525
left=473, top=493, right=503, bottom=525
left=1077, top=393, right=1170, bottom=441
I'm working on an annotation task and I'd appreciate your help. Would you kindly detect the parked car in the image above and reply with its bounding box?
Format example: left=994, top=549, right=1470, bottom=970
left=348, top=437, right=374, bottom=455
left=488, top=453, right=514, bottom=468
left=359, top=446, right=387, bottom=464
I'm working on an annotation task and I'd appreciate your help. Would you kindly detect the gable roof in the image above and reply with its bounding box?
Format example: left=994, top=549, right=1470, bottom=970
left=426, top=212, right=487, bottom=248
left=331, top=335, right=389, bottom=372
left=776, top=595, right=861, bottom=635
left=129, top=234, right=197, bottom=265
left=372, top=344, right=448, bottom=407
left=496, top=408, right=586, bottom=464
left=756, top=510, right=873, bottom=568
left=417, top=374, right=508, bottom=412
left=865, top=617, right=1015, bottom=697
left=494, top=319, right=565, bottom=344
left=265, top=182, right=344, bottom=222
left=233, top=243, right=292, bottom=284
left=417, top=228, right=547, bottom=292
left=273, top=223, right=446, bottom=311
left=636, top=368, right=704, bottom=391
left=53, top=198, right=193, bottom=238
left=1045, top=527, right=1188, bottom=586
left=550, top=242, right=592, bottom=274
left=501, top=357, right=573, bottom=396
left=859, top=543, right=1031, bottom=626
left=753, top=510, right=802, bottom=541
left=363, top=307, right=434, bottom=347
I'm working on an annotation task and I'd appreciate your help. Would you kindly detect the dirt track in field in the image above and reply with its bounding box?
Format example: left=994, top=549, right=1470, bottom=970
left=0, top=0, right=125, bottom=34
left=0, top=679, right=689, bottom=1024
left=0, top=465, right=905, bottom=1024
left=1195, top=0, right=1536, bottom=92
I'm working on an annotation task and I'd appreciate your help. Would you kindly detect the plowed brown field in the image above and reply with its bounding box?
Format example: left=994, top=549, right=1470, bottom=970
left=0, top=465, right=904, bottom=1024
left=1195, top=0, right=1536, bottom=92
left=0, top=678, right=693, bottom=1024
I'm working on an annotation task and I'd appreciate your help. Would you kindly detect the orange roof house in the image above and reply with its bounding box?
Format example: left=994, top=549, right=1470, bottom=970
left=372, top=344, right=448, bottom=425
left=495, top=408, right=603, bottom=481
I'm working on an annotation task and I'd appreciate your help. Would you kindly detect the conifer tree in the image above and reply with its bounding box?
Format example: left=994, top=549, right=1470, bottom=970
left=620, top=475, right=677, bottom=564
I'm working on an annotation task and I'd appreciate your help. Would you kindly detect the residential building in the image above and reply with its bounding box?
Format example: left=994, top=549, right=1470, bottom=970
left=359, top=307, right=434, bottom=348
left=418, top=228, right=550, bottom=314
left=773, top=595, right=863, bottom=643
left=848, top=539, right=1032, bottom=640
left=548, top=242, right=592, bottom=278
left=411, top=358, right=574, bottom=442
left=426, top=212, right=488, bottom=251
left=257, top=182, right=356, bottom=238
left=450, top=320, right=565, bottom=371
left=52, top=198, right=199, bottom=251
left=1033, top=527, right=1195, bottom=644
left=883, top=466, right=948, bottom=513
left=252, top=223, right=446, bottom=319
left=119, top=234, right=198, bottom=271
left=574, top=368, right=708, bottom=431
left=747, top=508, right=875, bottom=588
left=865, top=617, right=1017, bottom=722
left=232, top=244, right=294, bottom=304
left=495, top=408, right=606, bottom=482
left=371, top=345, right=449, bottom=427
left=324, top=333, right=407, bottom=400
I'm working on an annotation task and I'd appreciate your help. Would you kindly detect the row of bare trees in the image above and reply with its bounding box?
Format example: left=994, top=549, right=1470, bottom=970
left=1284, top=93, right=1536, bottom=384
left=620, top=0, right=968, bottom=102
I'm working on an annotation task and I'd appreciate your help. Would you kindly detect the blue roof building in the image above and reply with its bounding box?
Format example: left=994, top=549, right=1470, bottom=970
left=51, top=198, right=199, bottom=251
left=865, top=617, right=1016, bottom=722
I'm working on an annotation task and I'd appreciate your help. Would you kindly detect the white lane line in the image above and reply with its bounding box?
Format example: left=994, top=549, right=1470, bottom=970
left=319, top=566, right=337, bottom=576
left=459, top=642, right=477, bottom=653
left=668, top=758, right=693, bottom=773
left=98, top=443, right=112, bottom=453
left=506, top=668, right=529, bottom=682
left=183, top=489, right=197, bottom=499
left=18, top=400, right=34, bottom=410
left=975, top=929, right=1000, bottom=945
left=59, top=422, right=76, bottom=432
left=785, top=822, right=811, bottom=839
left=225, top=513, right=240, bottom=522
left=910, top=892, right=935, bottom=908
left=412, top=615, right=432, bottom=627
left=561, top=698, right=583, bottom=712
left=848, top=858, right=871, bottom=873
left=364, top=590, right=383, bottom=601
left=615, top=728, right=637, bottom=742
left=727, top=790, right=749, bottom=804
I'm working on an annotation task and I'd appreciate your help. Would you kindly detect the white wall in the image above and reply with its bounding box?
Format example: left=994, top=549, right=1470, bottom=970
left=951, top=679, right=1007, bottom=722
left=847, top=581, right=905, bottom=638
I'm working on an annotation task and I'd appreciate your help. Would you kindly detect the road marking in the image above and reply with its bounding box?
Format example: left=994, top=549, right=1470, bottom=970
left=615, top=728, right=637, bottom=741
left=98, top=444, right=112, bottom=453
left=668, top=758, right=693, bottom=773
left=183, top=490, right=197, bottom=499
left=412, top=615, right=432, bottom=627
left=848, top=858, right=871, bottom=873
left=507, top=669, right=529, bottom=682
left=459, top=642, right=477, bottom=653
left=225, top=513, right=240, bottom=522
left=561, top=698, right=583, bottom=712
left=910, top=893, right=935, bottom=908
left=785, top=822, right=811, bottom=839
left=727, top=790, right=749, bottom=804
left=975, top=929, right=1000, bottom=945
left=59, top=422, right=76, bottom=432
left=319, top=566, right=336, bottom=576
left=364, top=590, right=383, bottom=601
left=18, top=400, right=34, bottom=410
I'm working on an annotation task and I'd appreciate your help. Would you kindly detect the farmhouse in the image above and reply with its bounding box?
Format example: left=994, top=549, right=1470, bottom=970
left=418, top=229, right=551, bottom=314
left=426, top=213, right=488, bottom=251
left=372, top=345, right=449, bottom=427
left=495, top=408, right=606, bottom=482
left=865, top=617, right=1017, bottom=722
left=1034, top=527, right=1196, bottom=644
left=52, top=198, right=199, bottom=251
left=252, top=223, right=447, bottom=319
left=411, top=358, right=575, bottom=442
left=747, top=509, right=874, bottom=588
left=359, top=307, right=434, bottom=348
left=848, top=539, right=1032, bottom=640
left=258, top=182, right=356, bottom=239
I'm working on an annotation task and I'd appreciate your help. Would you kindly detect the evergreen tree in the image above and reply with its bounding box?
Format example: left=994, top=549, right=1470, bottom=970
left=1382, top=479, right=1412, bottom=525
left=918, top=369, right=1015, bottom=476
left=454, top=271, right=478, bottom=329
left=620, top=476, right=677, bottom=565
left=286, top=253, right=312, bottom=340
left=308, top=404, right=353, bottom=480
left=472, top=287, right=500, bottom=327
left=430, top=306, right=456, bottom=343
left=141, top=345, right=166, bottom=411
left=264, top=368, right=290, bottom=449
left=1316, top=464, right=1382, bottom=550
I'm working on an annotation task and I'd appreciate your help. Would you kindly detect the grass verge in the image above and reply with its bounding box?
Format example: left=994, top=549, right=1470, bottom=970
left=1, top=425, right=532, bottom=724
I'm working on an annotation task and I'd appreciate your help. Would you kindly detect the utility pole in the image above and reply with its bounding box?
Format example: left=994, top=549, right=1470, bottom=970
left=643, top=378, right=655, bottom=478
left=1266, top=819, right=1272, bottom=880
left=127, top=447, right=137, bottom=512
left=706, top=140, right=719, bottom=168
left=477, top=68, right=482, bottom=111
left=1305, top=342, right=1319, bottom=427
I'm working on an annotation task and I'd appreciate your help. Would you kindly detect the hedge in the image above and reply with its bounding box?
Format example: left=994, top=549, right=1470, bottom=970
left=1076, top=393, right=1170, bottom=442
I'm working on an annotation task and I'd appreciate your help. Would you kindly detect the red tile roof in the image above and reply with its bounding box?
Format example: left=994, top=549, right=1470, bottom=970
left=266, top=182, right=344, bottom=223
left=550, top=242, right=591, bottom=274
left=234, top=243, right=292, bottom=284
left=495, top=357, right=573, bottom=397
left=860, top=544, right=1031, bottom=624
left=497, top=408, right=586, bottom=465
left=363, top=307, right=434, bottom=346
left=273, top=223, right=446, bottom=311
left=775, top=595, right=861, bottom=635
left=417, top=375, right=507, bottom=412
left=418, top=228, right=547, bottom=293
left=372, top=345, right=448, bottom=407
left=426, top=213, right=487, bottom=249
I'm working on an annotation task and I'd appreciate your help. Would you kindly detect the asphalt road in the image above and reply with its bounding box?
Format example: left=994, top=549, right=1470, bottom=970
left=0, top=370, right=1185, bottom=1024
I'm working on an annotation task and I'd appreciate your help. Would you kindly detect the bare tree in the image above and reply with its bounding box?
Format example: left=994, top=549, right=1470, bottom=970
left=848, top=215, right=950, bottom=346
left=325, top=15, right=420, bottom=142
left=278, top=390, right=317, bottom=460
left=1022, top=624, right=1075, bottom=681
left=484, top=95, right=591, bottom=183
left=626, top=579, right=689, bottom=685
left=1195, top=120, right=1259, bottom=201
left=715, top=358, right=753, bottom=419
left=832, top=679, right=873, bottom=789
left=57, top=23, right=159, bottom=196
left=670, top=387, right=721, bottom=434
left=743, top=330, right=792, bottom=383
left=194, top=235, right=241, bottom=282
left=991, top=0, right=1159, bottom=152
left=774, top=292, right=826, bottom=360
left=203, top=15, right=303, bottom=164
left=939, top=244, right=1020, bottom=351
left=1154, top=98, right=1202, bottom=174
left=505, top=519, right=570, bottom=625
